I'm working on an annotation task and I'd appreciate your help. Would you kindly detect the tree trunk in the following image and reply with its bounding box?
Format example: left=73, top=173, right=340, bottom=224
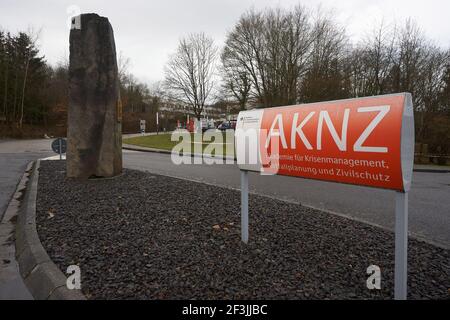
left=19, top=54, right=30, bottom=128
left=2, top=58, right=8, bottom=123
left=13, top=71, right=18, bottom=125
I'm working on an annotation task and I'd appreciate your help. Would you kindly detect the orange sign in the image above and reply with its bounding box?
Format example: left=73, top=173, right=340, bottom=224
left=235, top=93, right=414, bottom=192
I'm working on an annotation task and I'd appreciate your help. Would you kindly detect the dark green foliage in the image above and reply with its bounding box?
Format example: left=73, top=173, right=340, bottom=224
left=0, top=31, right=47, bottom=126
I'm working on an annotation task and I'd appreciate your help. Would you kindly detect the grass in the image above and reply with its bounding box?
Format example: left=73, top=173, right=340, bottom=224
left=124, top=134, right=178, bottom=150
left=123, top=132, right=235, bottom=157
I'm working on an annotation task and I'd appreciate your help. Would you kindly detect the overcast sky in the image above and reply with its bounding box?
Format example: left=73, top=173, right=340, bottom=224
left=1, top=0, right=449, bottom=85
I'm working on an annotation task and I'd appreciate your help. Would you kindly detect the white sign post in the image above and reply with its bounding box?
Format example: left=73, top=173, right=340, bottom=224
left=235, top=93, right=414, bottom=300
left=241, top=170, right=249, bottom=243
left=156, top=112, right=159, bottom=135
left=394, top=192, right=408, bottom=300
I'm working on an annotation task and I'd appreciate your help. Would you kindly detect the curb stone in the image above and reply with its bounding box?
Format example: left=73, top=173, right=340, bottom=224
left=412, top=168, right=450, bottom=173
left=0, top=162, right=34, bottom=299
left=123, top=144, right=450, bottom=173
left=122, top=144, right=237, bottom=161
left=123, top=144, right=172, bottom=155
left=15, top=160, right=86, bottom=300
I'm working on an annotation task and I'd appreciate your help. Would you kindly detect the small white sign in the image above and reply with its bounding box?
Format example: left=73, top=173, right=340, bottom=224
left=140, top=119, right=146, bottom=134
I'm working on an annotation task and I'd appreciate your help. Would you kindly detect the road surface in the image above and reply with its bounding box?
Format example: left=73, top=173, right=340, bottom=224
left=0, top=139, right=53, bottom=221
left=0, top=139, right=53, bottom=299
left=1, top=139, right=449, bottom=249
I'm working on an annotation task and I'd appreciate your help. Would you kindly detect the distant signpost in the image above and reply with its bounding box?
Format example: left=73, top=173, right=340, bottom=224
left=140, top=119, right=146, bottom=135
left=51, top=138, right=67, bottom=160
left=156, top=112, right=159, bottom=135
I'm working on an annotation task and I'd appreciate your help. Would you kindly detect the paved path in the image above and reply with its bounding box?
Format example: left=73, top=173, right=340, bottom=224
left=0, top=139, right=53, bottom=299
left=0, top=139, right=53, bottom=220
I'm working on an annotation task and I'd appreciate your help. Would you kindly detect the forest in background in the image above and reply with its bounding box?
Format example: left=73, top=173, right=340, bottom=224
left=0, top=5, right=449, bottom=158
left=0, top=30, right=157, bottom=137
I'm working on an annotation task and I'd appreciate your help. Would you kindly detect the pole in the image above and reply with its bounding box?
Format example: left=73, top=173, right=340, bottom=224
left=241, top=170, right=249, bottom=243
left=156, top=112, right=159, bottom=135
left=59, top=138, right=62, bottom=160
left=394, top=191, right=408, bottom=300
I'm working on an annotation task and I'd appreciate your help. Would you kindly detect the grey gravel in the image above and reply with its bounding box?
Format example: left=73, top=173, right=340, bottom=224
left=36, top=160, right=450, bottom=300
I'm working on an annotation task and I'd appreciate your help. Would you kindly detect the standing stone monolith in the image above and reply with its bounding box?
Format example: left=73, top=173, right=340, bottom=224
left=67, top=13, right=122, bottom=179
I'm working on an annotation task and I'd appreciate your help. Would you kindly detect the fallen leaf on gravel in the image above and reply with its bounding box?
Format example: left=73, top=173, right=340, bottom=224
left=47, top=208, right=55, bottom=218
left=212, top=224, right=220, bottom=230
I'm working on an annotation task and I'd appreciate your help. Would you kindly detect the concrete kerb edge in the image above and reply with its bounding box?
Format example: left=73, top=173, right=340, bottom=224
left=0, top=161, right=34, bottom=299
left=1, top=161, right=33, bottom=223
left=122, top=145, right=450, bottom=173
left=15, top=159, right=86, bottom=300
left=412, top=168, right=450, bottom=173
left=122, top=144, right=237, bottom=162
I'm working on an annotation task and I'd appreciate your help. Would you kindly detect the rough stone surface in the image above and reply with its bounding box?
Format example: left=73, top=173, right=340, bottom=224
left=68, top=13, right=122, bottom=179
left=36, top=160, right=450, bottom=300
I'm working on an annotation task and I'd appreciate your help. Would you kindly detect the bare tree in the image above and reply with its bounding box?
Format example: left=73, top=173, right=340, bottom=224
left=346, top=20, right=398, bottom=98
left=300, top=9, right=348, bottom=102
left=222, top=6, right=314, bottom=108
left=148, top=80, right=165, bottom=112
left=220, top=50, right=251, bottom=110
left=264, top=7, right=314, bottom=105
left=365, top=20, right=397, bottom=95
left=117, top=51, right=131, bottom=86
left=395, top=20, right=429, bottom=105
left=345, top=18, right=449, bottom=150
left=164, top=33, right=217, bottom=120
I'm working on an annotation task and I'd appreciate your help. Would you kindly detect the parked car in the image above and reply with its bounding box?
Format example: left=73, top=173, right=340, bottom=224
left=218, top=122, right=231, bottom=131
left=218, top=120, right=236, bottom=131
left=201, top=119, right=215, bottom=132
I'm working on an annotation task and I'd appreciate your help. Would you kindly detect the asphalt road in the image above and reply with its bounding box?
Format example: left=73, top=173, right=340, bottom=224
left=1, top=139, right=449, bottom=249
left=0, top=139, right=53, bottom=221
left=0, top=139, right=53, bottom=299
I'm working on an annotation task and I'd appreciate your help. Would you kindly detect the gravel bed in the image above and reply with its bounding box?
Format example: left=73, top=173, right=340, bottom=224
left=36, top=160, right=450, bottom=299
